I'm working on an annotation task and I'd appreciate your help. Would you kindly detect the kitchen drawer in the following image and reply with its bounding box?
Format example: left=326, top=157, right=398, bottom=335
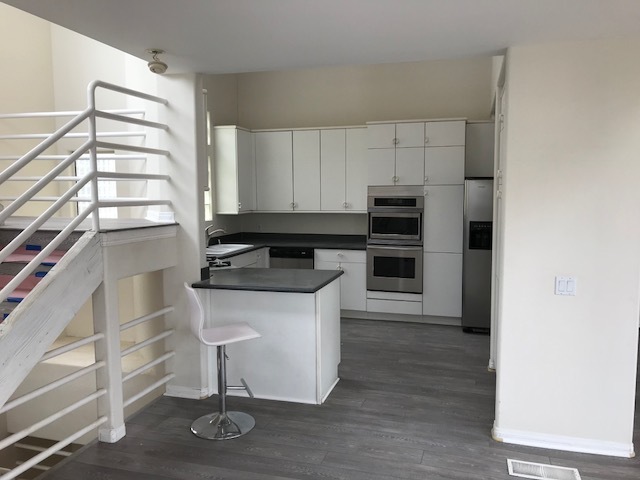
left=314, top=249, right=365, bottom=264
left=366, top=298, right=422, bottom=315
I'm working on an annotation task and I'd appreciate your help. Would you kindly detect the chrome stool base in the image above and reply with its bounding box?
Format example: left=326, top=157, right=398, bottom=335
left=190, top=411, right=256, bottom=440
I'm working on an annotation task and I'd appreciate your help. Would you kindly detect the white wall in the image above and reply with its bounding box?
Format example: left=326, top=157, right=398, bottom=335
left=494, top=38, right=640, bottom=457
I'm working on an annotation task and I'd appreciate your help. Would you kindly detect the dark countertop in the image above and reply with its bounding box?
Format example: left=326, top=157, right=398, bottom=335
left=193, top=267, right=344, bottom=293
left=208, top=233, right=366, bottom=259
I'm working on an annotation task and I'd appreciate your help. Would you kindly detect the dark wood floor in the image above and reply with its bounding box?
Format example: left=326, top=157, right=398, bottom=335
left=44, top=319, right=640, bottom=480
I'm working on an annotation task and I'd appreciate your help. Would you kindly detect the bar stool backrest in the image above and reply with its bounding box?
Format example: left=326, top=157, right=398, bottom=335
left=184, top=282, right=206, bottom=344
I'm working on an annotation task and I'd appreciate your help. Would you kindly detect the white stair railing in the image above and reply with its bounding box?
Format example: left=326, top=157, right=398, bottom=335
left=0, top=81, right=171, bottom=305
left=0, top=82, right=177, bottom=478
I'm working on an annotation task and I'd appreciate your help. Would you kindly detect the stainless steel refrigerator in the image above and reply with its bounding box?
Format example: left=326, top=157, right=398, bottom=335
left=462, top=178, right=493, bottom=332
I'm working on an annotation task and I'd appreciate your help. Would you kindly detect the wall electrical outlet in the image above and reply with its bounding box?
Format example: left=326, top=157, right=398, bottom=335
left=555, top=276, right=576, bottom=296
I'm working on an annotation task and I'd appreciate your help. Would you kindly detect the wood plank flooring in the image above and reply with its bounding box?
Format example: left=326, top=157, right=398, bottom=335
left=43, top=319, right=640, bottom=480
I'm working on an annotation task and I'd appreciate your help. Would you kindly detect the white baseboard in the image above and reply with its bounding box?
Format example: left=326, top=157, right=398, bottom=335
left=164, top=384, right=210, bottom=400
left=341, top=310, right=461, bottom=326
left=492, top=424, right=635, bottom=458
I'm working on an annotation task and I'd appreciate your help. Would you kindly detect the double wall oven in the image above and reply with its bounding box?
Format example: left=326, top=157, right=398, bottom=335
left=367, top=186, right=424, bottom=295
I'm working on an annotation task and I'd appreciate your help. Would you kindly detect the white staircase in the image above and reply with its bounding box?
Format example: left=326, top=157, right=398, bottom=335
left=0, top=81, right=179, bottom=480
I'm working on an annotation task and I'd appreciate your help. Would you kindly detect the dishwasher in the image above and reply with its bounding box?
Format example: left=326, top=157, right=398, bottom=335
left=269, top=247, right=314, bottom=269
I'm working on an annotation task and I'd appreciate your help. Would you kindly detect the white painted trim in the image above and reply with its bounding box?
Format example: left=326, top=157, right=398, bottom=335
left=99, top=225, right=177, bottom=246
left=164, top=385, right=210, bottom=400
left=342, top=309, right=462, bottom=326
left=98, top=424, right=126, bottom=443
left=492, top=424, right=635, bottom=458
left=321, top=378, right=340, bottom=403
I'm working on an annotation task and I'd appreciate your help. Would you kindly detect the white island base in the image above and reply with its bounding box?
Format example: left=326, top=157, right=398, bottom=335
left=196, top=278, right=340, bottom=405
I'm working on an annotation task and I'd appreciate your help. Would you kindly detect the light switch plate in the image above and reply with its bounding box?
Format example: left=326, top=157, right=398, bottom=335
left=555, top=276, right=576, bottom=296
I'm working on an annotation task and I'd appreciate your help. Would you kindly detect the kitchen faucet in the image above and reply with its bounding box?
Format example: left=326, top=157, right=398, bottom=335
left=205, top=225, right=226, bottom=245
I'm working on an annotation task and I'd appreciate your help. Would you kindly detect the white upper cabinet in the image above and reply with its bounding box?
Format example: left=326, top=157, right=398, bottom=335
left=424, top=120, right=466, bottom=146
left=214, top=126, right=255, bottom=214
left=395, top=148, right=424, bottom=186
left=367, top=148, right=395, bottom=186
left=344, top=128, right=367, bottom=211
left=321, top=127, right=367, bottom=212
left=293, top=130, right=321, bottom=211
left=424, top=146, right=465, bottom=185
left=320, top=129, right=346, bottom=211
left=396, top=122, right=425, bottom=147
left=423, top=120, right=466, bottom=185
left=255, top=131, right=293, bottom=211
left=367, top=123, right=396, bottom=149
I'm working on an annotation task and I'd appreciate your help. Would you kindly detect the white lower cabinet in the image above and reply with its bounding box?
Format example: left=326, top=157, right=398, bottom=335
left=228, top=248, right=269, bottom=268
left=422, top=252, right=462, bottom=317
left=315, top=249, right=366, bottom=311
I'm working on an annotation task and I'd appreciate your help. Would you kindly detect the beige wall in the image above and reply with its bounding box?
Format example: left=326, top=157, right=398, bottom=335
left=0, top=4, right=58, bottom=217
left=204, top=56, right=494, bottom=235
left=494, top=37, right=640, bottom=456
left=236, top=56, right=493, bottom=129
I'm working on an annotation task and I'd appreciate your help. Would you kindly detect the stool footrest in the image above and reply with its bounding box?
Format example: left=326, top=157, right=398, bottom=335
left=227, top=377, right=254, bottom=398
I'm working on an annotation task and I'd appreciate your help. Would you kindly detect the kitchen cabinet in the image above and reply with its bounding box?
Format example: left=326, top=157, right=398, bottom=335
left=293, top=130, right=321, bottom=211
left=213, top=126, right=255, bottom=214
left=424, top=120, right=465, bottom=185
left=423, top=252, right=462, bottom=317
left=344, top=127, right=367, bottom=211
left=255, top=129, right=321, bottom=211
left=319, top=127, right=367, bottom=212
left=367, top=122, right=425, bottom=186
left=227, top=247, right=269, bottom=268
left=315, top=249, right=366, bottom=311
left=255, top=131, right=293, bottom=211
left=424, top=120, right=465, bottom=147
left=423, top=185, right=464, bottom=253
left=320, top=129, right=346, bottom=211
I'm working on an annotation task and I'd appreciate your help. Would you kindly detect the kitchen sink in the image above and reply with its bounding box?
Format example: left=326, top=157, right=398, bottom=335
left=206, top=244, right=253, bottom=256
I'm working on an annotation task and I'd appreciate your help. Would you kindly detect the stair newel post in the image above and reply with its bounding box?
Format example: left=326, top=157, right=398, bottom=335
left=87, top=82, right=101, bottom=232
left=92, top=279, right=126, bottom=443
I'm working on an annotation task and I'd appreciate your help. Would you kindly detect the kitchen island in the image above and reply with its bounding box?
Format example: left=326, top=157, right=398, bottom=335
left=192, top=268, right=343, bottom=404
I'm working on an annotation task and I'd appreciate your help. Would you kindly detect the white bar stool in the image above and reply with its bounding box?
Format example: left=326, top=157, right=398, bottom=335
left=184, top=283, right=261, bottom=440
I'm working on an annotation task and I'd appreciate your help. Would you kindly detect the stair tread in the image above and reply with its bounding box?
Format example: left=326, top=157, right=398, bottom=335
left=2, top=245, right=66, bottom=265
left=0, top=274, right=43, bottom=295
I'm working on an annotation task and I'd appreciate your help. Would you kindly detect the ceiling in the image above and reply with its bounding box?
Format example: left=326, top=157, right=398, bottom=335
left=5, top=0, right=640, bottom=74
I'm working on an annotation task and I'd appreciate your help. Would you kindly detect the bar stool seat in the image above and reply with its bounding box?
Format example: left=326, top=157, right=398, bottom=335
left=184, top=283, right=261, bottom=440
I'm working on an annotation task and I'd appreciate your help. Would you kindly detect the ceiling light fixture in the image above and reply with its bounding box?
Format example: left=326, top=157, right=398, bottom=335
left=146, top=49, right=168, bottom=74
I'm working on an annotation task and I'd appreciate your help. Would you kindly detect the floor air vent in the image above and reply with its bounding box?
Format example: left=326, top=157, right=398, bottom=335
left=507, top=459, right=581, bottom=480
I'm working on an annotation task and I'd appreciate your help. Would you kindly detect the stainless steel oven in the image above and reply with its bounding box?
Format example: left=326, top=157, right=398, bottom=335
left=366, top=245, right=423, bottom=294
left=367, top=186, right=423, bottom=245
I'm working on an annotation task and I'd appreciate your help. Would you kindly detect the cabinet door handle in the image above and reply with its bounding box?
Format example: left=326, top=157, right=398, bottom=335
left=424, top=176, right=429, bottom=184
left=424, top=136, right=430, bottom=144
left=392, top=137, right=399, bottom=145
left=392, top=176, right=399, bottom=183
left=336, top=265, right=343, bottom=271
left=342, top=201, right=348, bottom=208
left=290, top=202, right=296, bottom=209
left=238, top=202, right=242, bottom=209
left=337, top=252, right=344, bottom=258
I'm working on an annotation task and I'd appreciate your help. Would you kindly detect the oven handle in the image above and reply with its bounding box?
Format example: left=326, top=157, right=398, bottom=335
left=367, top=245, right=423, bottom=252
left=367, top=207, right=423, bottom=214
